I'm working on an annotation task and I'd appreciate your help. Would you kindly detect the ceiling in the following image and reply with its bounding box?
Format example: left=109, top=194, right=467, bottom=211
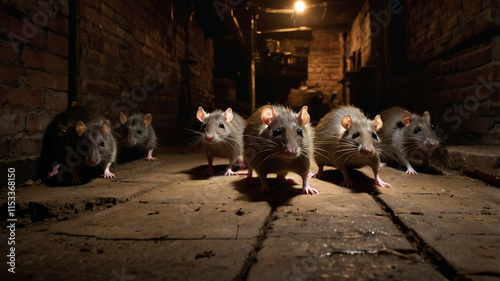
left=190, top=0, right=366, bottom=42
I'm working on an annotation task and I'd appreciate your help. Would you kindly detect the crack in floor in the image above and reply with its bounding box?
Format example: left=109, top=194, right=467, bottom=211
left=233, top=206, right=276, bottom=281
left=370, top=194, right=462, bottom=281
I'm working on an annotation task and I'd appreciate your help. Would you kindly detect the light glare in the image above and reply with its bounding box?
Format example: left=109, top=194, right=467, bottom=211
left=295, top=1, right=305, bottom=12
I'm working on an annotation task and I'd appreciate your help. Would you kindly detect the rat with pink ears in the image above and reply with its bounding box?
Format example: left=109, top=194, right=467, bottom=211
left=313, top=105, right=390, bottom=188
left=243, top=105, right=319, bottom=195
left=116, top=113, right=158, bottom=162
left=40, top=106, right=117, bottom=186
left=196, top=107, right=245, bottom=176
left=378, top=106, right=440, bottom=175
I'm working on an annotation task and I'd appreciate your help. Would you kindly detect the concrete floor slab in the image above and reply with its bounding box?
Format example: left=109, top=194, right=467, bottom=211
left=13, top=230, right=254, bottom=281
left=50, top=199, right=271, bottom=239
left=247, top=237, right=446, bottom=281
left=3, top=149, right=500, bottom=280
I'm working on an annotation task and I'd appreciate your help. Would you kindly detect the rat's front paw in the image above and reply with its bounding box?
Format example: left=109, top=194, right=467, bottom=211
left=303, top=186, right=319, bottom=195
left=374, top=175, right=390, bottom=188
left=103, top=170, right=115, bottom=179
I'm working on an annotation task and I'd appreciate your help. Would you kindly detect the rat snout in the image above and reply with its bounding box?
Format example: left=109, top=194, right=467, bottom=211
left=205, top=135, right=215, bottom=142
left=283, top=144, right=300, bottom=158
left=359, top=145, right=374, bottom=157
left=86, top=155, right=100, bottom=166
left=427, top=139, right=438, bottom=150
left=125, top=137, right=136, bottom=147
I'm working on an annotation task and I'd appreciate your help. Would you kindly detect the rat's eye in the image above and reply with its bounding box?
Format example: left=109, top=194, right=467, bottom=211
left=273, top=128, right=283, bottom=137
left=137, top=128, right=142, bottom=134
left=352, top=132, right=360, bottom=139
left=372, top=132, right=378, bottom=140
left=200, top=124, right=206, bottom=130
left=297, top=129, right=303, bottom=137
left=99, top=140, right=105, bottom=147
left=431, top=125, right=436, bottom=131
left=414, top=127, right=421, bottom=134
left=219, top=123, right=225, bottom=129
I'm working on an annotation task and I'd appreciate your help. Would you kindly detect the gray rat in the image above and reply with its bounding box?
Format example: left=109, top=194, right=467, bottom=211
left=313, top=105, right=390, bottom=188
left=196, top=107, right=245, bottom=176
left=116, top=112, right=158, bottom=162
left=39, top=106, right=117, bottom=185
left=243, top=105, right=319, bottom=194
left=378, top=106, right=440, bottom=175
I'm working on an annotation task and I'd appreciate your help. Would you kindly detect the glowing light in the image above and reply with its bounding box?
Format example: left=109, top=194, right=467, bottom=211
left=295, top=1, right=305, bottom=12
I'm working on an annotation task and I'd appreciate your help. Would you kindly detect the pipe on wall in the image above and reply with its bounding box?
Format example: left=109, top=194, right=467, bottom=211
left=68, top=0, right=80, bottom=108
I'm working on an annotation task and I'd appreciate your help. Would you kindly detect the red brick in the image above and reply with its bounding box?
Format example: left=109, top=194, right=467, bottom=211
left=82, top=79, right=120, bottom=96
left=0, top=110, right=26, bottom=135
left=26, top=111, right=54, bottom=133
left=0, top=88, right=44, bottom=108
left=47, top=31, right=68, bottom=57
left=0, top=66, right=19, bottom=83
left=134, top=13, right=149, bottom=33
left=0, top=39, right=20, bottom=65
left=44, top=91, right=68, bottom=110
left=22, top=48, right=68, bottom=74
left=45, top=14, right=69, bottom=36
left=19, top=69, right=68, bottom=91
left=84, top=0, right=102, bottom=9
left=9, top=137, right=42, bottom=158
left=0, top=13, right=46, bottom=51
left=81, top=48, right=104, bottom=64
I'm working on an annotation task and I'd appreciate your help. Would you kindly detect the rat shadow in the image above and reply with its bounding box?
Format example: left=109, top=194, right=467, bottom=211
left=316, top=169, right=381, bottom=194
left=232, top=176, right=305, bottom=209
left=384, top=161, right=443, bottom=175
left=185, top=164, right=243, bottom=180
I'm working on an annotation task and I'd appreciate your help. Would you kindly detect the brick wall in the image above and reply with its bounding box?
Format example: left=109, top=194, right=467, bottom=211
left=0, top=0, right=214, bottom=184
left=0, top=0, right=70, bottom=182
left=387, top=0, right=500, bottom=145
left=79, top=0, right=214, bottom=142
left=306, top=30, right=343, bottom=102
left=345, top=0, right=373, bottom=69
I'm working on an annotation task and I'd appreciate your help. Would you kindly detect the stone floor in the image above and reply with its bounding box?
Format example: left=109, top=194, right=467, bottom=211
left=1, top=147, right=499, bottom=281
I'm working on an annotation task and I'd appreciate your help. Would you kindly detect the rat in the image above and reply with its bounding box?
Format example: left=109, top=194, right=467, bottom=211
left=378, top=106, right=440, bottom=175
left=115, top=112, right=158, bottom=162
left=196, top=107, right=246, bottom=176
left=243, top=105, right=319, bottom=195
left=313, top=105, right=390, bottom=188
left=39, top=105, right=117, bottom=186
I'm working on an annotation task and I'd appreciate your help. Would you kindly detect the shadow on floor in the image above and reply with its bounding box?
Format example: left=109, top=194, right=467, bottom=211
left=232, top=176, right=305, bottom=209
left=184, top=164, right=243, bottom=180
left=316, top=169, right=381, bottom=194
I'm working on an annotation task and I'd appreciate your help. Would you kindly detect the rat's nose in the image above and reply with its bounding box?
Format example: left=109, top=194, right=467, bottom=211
left=428, top=140, right=438, bottom=149
left=360, top=147, right=373, bottom=156
left=205, top=135, right=214, bottom=141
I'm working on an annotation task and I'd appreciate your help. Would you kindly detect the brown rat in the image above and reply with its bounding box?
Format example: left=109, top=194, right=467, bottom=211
left=196, top=107, right=245, bottom=176
left=313, top=105, right=390, bottom=188
left=243, top=105, right=319, bottom=194
left=115, top=112, right=158, bottom=162
left=378, top=106, right=440, bottom=175
left=39, top=106, right=117, bottom=186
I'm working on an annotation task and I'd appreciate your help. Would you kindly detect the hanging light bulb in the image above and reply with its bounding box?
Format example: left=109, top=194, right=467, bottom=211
left=295, top=1, right=305, bottom=12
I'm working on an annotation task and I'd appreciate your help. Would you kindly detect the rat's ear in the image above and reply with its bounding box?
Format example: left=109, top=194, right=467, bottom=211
left=373, top=115, right=383, bottom=132
left=422, top=111, right=431, bottom=124
left=143, top=113, right=152, bottom=126
left=76, top=121, right=86, bottom=136
left=102, top=120, right=111, bottom=135
left=261, top=105, right=276, bottom=126
left=297, top=106, right=310, bottom=126
left=119, top=112, right=127, bottom=124
left=341, top=115, right=352, bottom=130
left=196, top=107, right=207, bottom=122
left=401, top=111, right=412, bottom=127
left=224, top=108, right=234, bottom=123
